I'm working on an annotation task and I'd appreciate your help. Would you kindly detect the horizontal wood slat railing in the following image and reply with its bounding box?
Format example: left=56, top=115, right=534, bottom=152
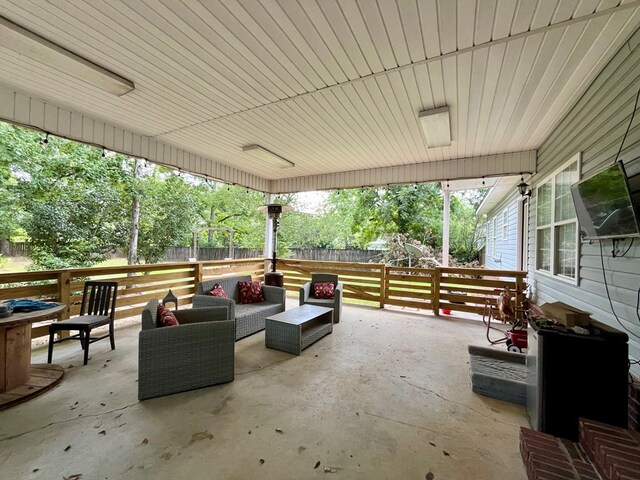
left=0, top=259, right=265, bottom=340
left=278, top=259, right=527, bottom=315
left=0, top=257, right=526, bottom=340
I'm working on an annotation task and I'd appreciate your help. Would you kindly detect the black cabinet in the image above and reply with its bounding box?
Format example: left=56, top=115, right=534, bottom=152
left=526, top=319, right=628, bottom=441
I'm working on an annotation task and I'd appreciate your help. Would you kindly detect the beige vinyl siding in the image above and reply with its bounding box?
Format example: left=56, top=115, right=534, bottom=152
left=529, top=28, right=640, bottom=376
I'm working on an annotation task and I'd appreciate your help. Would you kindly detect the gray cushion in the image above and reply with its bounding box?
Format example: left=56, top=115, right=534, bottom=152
left=468, top=344, right=527, bottom=405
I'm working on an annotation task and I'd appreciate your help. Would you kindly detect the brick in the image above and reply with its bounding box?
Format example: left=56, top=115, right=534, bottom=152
left=601, top=452, right=640, bottom=477
left=529, top=453, right=575, bottom=478
left=524, top=444, right=573, bottom=464
left=611, top=465, right=640, bottom=480
left=580, top=420, right=637, bottom=441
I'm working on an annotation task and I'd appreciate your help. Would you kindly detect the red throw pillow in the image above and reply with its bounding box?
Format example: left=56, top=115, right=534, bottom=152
left=313, top=282, right=335, bottom=299
left=238, top=281, right=264, bottom=304
left=157, top=304, right=179, bottom=327
left=209, top=283, right=228, bottom=298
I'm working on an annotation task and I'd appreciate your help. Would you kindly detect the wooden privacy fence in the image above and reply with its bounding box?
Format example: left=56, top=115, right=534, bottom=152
left=0, top=258, right=264, bottom=340
left=0, top=258, right=526, bottom=340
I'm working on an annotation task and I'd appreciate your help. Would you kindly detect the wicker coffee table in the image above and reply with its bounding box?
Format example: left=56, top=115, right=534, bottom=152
left=265, top=304, right=333, bottom=355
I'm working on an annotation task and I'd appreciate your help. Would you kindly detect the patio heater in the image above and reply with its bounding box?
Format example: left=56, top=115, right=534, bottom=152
left=259, top=204, right=291, bottom=287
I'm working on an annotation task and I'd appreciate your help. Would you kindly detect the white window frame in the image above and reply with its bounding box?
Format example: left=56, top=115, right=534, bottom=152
left=492, top=217, right=497, bottom=257
left=502, top=209, right=509, bottom=240
left=534, top=153, right=581, bottom=284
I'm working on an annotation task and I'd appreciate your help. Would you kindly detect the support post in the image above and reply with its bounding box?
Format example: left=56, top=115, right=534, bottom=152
left=56, top=271, right=71, bottom=338
left=432, top=267, right=441, bottom=315
left=379, top=265, right=387, bottom=309
left=442, top=189, right=450, bottom=267
left=263, top=194, right=274, bottom=274
left=193, top=262, right=203, bottom=298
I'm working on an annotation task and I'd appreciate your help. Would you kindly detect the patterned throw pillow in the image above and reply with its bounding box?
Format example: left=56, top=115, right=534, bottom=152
left=313, top=282, right=335, bottom=299
left=157, top=304, right=179, bottom=327
left=238, top=281, right=264, bottom=304
left=209, top=283, right=228, bottom=298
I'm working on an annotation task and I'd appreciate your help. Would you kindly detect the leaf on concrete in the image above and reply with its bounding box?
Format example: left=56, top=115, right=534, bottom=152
left=141, top=438, right=149, bottom=445
left=188, top=431, right=213, bottom=445
left=63, top=474, right=82, bottom=480
left=426, top=472, right=435, bottom=480
left=275, top=427, right=283, bottom=433
left=259, top=459, right=265, bottom=465
left=442, top=450, right=450, bottom=457
left=298, top=445, right=306, bottom=453
left=64, top=445, right=71, bottom=452
left=98, top=430, right=106, bottom=435
left=314, top=461, right=321, bottom=469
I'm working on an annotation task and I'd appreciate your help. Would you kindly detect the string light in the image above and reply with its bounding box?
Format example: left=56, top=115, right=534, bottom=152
left=482, top=177, right=485, bottom=185
left=41, top=133, right=49, bottom=145
left=101, top=148, right=106, bottom=157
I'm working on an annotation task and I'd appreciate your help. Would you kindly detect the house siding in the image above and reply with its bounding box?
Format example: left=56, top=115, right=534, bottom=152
left=529, top=28, right=640, bottom=377
left=485, top=198, right=519, bottom=271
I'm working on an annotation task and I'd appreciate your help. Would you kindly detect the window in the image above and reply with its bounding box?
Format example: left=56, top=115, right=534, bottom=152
left=492, top=218, right=497, bottom=256
left=487, top=219, right=497, bottom=258
left=535, top=154, right=580, bottom=281
left=502, top=209, right=509, bottom=240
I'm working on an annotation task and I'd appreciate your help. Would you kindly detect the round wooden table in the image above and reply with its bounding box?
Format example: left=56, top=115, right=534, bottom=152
left=0, top=304, right=66, bottom=410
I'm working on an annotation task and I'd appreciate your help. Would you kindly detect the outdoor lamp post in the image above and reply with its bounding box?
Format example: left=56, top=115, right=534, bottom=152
left=259, top=203, right=291, bottom=287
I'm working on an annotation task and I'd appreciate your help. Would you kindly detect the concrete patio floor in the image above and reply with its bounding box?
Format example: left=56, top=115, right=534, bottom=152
left=0, top=300, right=527, bottom=479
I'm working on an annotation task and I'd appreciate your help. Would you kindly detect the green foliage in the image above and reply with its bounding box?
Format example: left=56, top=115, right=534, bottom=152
left=136, top=171, right=202, bottom=264
left=325, top=184, right=481, bottom=262
left=1, top=121, right=483, bottom=268
left=193, top=184, right=266, bottom=248
left=2, top=124, right=129, bottom=269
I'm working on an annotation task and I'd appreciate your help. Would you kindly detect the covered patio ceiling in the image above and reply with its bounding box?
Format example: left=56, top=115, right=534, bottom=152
left=1, top=1, right=639, bottom=193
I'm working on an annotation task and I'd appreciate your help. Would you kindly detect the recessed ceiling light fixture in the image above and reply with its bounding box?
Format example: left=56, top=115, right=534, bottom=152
left=242, top=144, right=294, bottom=169
left=419, top=106, right=451, bottom=148
left=0, top=15, right=135, bottom=96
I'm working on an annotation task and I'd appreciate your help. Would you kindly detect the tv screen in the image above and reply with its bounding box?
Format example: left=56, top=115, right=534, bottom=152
left=570, top=162, right=640, bottom=240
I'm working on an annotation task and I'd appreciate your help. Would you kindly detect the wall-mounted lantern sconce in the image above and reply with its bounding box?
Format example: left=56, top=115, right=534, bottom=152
left=517, top=175, right=532, bottom=197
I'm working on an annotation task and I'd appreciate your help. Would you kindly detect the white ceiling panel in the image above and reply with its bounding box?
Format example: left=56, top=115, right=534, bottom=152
left=0, top=0, right=638, bottom=192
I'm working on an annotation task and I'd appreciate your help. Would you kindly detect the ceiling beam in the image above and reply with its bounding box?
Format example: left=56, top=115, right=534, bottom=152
left=268, top=151, right=536, bottom=194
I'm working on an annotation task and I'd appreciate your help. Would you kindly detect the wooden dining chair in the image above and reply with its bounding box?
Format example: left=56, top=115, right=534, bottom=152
left=47, top=281, right=118, bottom=365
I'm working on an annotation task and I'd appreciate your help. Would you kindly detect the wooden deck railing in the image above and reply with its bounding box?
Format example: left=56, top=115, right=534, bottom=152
left=0, top=259, right=264, bottom=340
left=0, top=258, right=526, bottom=340
left=278, top=259, right=527, bottom=315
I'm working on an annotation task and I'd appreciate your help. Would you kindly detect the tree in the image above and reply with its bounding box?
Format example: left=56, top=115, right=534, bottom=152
left=135, top=170, right=202, bottom=264
left=324, top=184, right=482, bottom=263
left=5, top=126, right=130, bottom=269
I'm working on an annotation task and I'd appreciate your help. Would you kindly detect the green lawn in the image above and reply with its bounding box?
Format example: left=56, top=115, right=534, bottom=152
left=0, top=256, right=128, bottom=273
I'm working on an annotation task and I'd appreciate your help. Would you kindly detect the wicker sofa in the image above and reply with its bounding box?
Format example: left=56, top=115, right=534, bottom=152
left=138, top=299, right=235, bottom=400
left=192, top=275, right=286, bottom=340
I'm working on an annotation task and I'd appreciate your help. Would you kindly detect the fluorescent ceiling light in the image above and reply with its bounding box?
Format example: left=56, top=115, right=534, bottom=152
left=419, top=106, right=451, bottom=148
left=242, top=145, right=295, bottom=169
left=0, top=16, right=134, bottom=96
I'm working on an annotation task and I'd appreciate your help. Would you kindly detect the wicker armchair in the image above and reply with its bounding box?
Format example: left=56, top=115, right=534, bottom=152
left=138, top=299, right=234, bottom=400
left=299, top=273, right=343, bottom=323
left=192, top=275, right=286, bottom=340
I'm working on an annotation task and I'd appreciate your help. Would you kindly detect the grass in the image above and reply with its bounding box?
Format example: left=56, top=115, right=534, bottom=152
left=0, top=256, right=128, bottom=274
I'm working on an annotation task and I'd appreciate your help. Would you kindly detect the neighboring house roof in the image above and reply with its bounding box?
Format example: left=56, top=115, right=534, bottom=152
left=476, top=175, right=524, bottom=216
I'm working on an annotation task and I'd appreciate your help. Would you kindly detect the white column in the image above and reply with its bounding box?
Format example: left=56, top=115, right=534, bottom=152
left=263, top=194, right=274, bottom=268
left=442, top=189, right=450, bottom=267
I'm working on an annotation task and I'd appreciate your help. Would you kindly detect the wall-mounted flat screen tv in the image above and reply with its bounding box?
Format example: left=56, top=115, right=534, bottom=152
left=570, top=162, right=640, bottom=240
